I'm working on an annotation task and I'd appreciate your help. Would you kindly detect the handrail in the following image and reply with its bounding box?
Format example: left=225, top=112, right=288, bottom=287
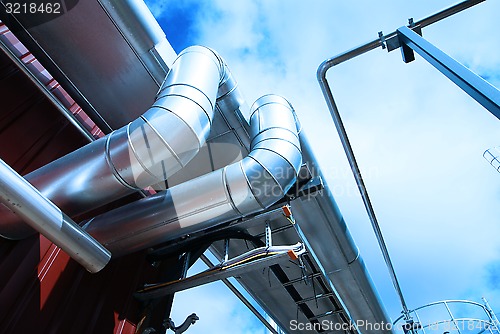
left=317, top=0, right=486, bottom=320
left=392, top=299, right=499, bottom=334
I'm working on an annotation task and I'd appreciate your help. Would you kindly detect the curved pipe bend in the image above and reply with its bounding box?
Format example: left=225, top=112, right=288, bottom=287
left=0, top=46, right=242, bottom=240
left=84, top=94, right=303, bottom=257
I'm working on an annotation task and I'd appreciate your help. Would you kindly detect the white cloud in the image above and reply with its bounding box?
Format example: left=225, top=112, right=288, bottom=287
left=169, top=261, right=268, bottom=334
left=149, top=0, right=500, bottom=329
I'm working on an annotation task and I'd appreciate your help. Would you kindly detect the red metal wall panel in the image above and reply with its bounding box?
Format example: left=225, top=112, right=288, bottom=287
left=0, top=24, right=163, bottom=334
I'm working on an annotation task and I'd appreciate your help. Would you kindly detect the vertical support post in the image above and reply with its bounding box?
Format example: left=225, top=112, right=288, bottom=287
left=483, top=297, right=500, bottom=330
left=181, top=252, right=191, bottom=279
left=399, top=26, right=422, bottom=63
left=223, top=239, right=230, bottom=263
left=265, top=220, right=272, bottom=248
left=397, top=25, right=500, bottom=120
left=444, top=301, right=463, bottom=334
left=413, top=312, right=427, bottom=334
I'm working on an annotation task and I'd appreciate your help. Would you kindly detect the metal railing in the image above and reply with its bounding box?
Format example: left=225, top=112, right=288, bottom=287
left=484, top=147, right=500, bottom=174
left=393, top=300, right=500, bottom=334
left=316, top=0, right=491, bottom=321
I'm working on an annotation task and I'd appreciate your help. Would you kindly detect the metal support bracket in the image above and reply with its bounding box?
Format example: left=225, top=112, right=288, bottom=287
left=180, top=252, right=191, bottom=279
left=265, top=220, right=272, bottom=247
left=135, top=243, right=305, bottom=300
left=396, top=25, right=500, bottom=119
left=223, top=238, right=230, bottom=263
left=397, top=25, right=422, bottom=63
left=200, top=254, right=281, bottom=334
left=378, top=31, right=386, bottom=50
left=385, top=24, right=422, bottom=54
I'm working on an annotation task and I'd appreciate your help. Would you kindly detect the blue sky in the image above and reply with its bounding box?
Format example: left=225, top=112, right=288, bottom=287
left=144, top=0, right=500, bottom=332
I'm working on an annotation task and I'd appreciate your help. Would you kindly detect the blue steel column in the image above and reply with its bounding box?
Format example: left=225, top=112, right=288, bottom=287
left=397, top=25, right=500, bottom=120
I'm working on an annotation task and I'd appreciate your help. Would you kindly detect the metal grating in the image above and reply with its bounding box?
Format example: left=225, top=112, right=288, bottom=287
left=209, top=207, right=356, bottom=334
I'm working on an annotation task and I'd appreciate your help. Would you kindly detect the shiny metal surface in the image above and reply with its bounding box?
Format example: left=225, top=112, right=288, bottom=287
left=393, top=299, right=500, bottom=334
left=98, top=0, right=176, bottom=85
left=290, top=134, right=392, bottom=333
left=107, top=46, right=221, bottom=189
left=316, top=1, right=487, bottom=325
left=0, top=2, right=399, bottom=332
left=84, top=95, right=302, bottom=256
left=0, top=0, right=177, bottom=131
left=207, top=206, right=357, bottom=333
left=136, top=243, right=305, bottom=298
left=0, top=32, right=95, bottom=142
left=0, top=159, right=111, bottom=273
left=0, top=46, right=241, bottom=239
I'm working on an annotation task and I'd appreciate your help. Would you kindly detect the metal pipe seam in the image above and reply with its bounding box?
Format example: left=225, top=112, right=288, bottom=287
left=215, top=63, right=248, bottom=123
left=0, top=159, right=111, bottom=273
left=107, top=46, right=224, bottom=190
left=0, top=45, right=243, bottom=240
left=84, top=94, right=302, bottom=257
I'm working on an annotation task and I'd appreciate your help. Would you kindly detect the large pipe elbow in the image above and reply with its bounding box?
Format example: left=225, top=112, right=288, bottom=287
left=225, top=95, right=302, bottom=212
left=84, top=95, right=302, bottom=256
left=0, top=46, right=241, bottom=240
left=106, top=46, right=224, bottom=189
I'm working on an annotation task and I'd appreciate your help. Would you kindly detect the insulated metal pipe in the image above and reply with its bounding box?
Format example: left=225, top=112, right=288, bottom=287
left=0, top=46, right=242, bottom=240
left=0, top=159, right=111, bottom=273
left=84, top=95, right=302, bottom=257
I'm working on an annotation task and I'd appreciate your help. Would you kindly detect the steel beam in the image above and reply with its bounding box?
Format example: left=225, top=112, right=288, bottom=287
left=397, top=25, right=500, bottom=120
left=282, top=272, right=323, bottom=287
left=308, top=309, right=344, bottom=321
left=296, top=293, right=335, bottom=305
left=200, top=254, right=281, bottom=334
left=0, top=33, right=95, bottom=142
left=136, top=251, right=295, bottom=299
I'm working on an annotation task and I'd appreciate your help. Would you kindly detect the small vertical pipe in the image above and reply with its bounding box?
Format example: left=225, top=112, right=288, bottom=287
left=223, top=239, right=230, bottom=263
left=443, top=301, right=463, bottom=334
left=265, top=220, right=272, bottom=248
